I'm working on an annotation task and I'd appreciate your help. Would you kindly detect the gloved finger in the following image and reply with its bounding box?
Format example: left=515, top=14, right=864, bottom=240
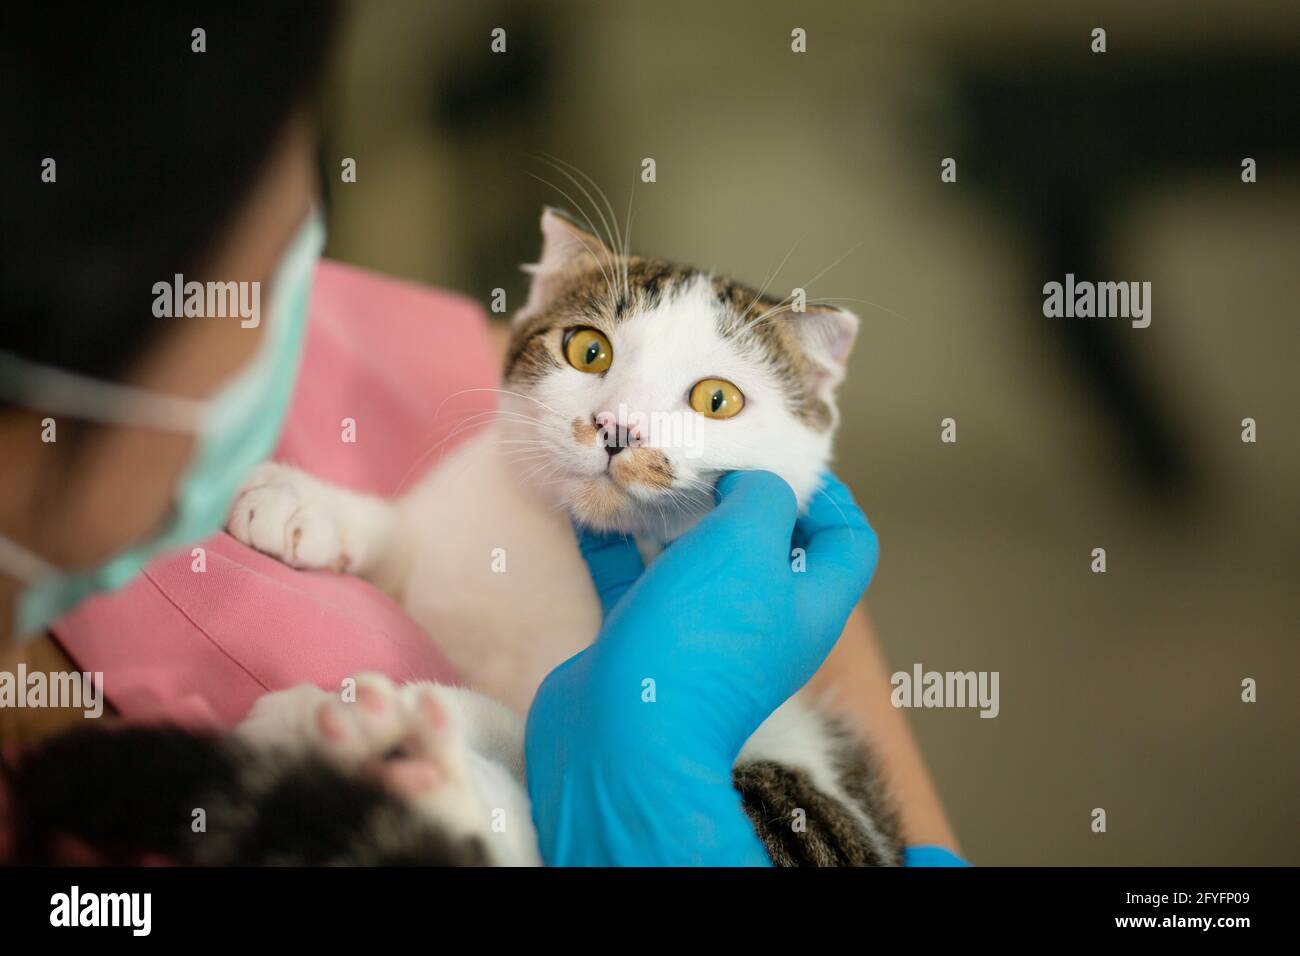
left=690, top=470, right=799, bottom=565
left=793, top=473, right=878, bottom=628
left=573, top=524, right=645, bottom=618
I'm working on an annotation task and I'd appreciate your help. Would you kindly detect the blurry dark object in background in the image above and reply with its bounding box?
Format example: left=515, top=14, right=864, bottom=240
left=948, top=48, right=1300, bottom=506
left=431, top=4, right=559, bottom=304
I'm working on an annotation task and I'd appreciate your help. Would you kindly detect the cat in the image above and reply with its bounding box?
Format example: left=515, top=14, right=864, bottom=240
left=7, top=208, right=901, bottom=867
left=227, top=208, right=864, bottom=713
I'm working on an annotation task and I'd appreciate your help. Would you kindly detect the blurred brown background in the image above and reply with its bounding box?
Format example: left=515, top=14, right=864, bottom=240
left=319, top=0, right=1299, bottom=864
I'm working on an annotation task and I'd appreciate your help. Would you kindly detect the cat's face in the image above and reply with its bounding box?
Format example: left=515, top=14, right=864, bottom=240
left=500, top=208, right=857, bottom=539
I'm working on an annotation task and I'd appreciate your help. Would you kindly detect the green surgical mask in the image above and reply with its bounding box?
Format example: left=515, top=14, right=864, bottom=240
left=0, top=207, right=325, bottom=640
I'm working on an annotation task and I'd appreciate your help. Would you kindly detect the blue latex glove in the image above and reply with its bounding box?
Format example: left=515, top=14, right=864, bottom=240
left=904, top=845, right=971, bottom=866
left=524, top=470, right=879, bottom=866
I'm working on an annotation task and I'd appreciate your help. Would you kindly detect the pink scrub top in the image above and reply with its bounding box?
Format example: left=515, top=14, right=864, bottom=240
left=50, top=260, right=500, bottom=728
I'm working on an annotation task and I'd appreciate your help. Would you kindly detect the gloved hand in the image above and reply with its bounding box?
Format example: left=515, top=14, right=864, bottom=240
left=524, top=470, right=879, bottom=866
left=904, top=845, right=971, bottom=866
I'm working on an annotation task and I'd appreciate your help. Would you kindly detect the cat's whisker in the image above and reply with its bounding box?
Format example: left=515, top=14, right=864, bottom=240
left=525, top=170, right=623, bottom=305
left=418, top=387, right=566, bottom=431
left=416, top=387, right=557, bottom=443
left=621, top=178, right=636, bottom=301
left=436, top=410, right=553, bottom=440
left=530, top=155, right=636, bottom=309
left=740, top=229, right=810, bottom=323
left=503, top=457, right=557, bottom=474
left=511, top=454, right=568, bottom=484
left=804, top=295, right=915, bottom=324
left=750, top=296, right=828, bottom=327
left=500, top=442, right=564, bottom=461
left=462, top=408, right=551, bottom=426
left=543, top=153, right=631, bottom=303
left=506, top=459, right=555, bottom=477
left=519, top=458, right=565, bottom=487
left=797, top=240, right=864, bottom=291
left=668, top=485, right=713, bottom=514
left=461, top=385, right=567, bottom=419
left=395, top=398, right=569, bottom=478
left=525, top=166, right=612, bottom=250
left=497, top=444, right=556, bottom=458
left=549, top=489, right=580, bottom=516
left=533, top=154, right=623, bottom=254
left=761, top=242, right=867, bottom=325
left=813, top=485, right=858, bottom=542
left=747, top=283, right=837, bottom=326
left=746, top=243, right=866, bottom=328
left=526, top=160, right=625, bottom=311
left=393, top=409, right=563, bottom=493
left=501, top=453, right=563, bottom=468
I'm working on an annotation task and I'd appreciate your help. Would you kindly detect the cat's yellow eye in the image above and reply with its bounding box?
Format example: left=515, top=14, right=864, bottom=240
left=689, top=378, right=745, bottom=419
left=563, top=327, right=613, bottom=374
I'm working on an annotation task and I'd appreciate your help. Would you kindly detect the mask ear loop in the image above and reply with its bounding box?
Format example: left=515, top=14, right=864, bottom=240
left=0, top=352, right=209, bottom=434
left=0, top=356, right=209, bottom=595
left=0, top=532, right=58, bottom=584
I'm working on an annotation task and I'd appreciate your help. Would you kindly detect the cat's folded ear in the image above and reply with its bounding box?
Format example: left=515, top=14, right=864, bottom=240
left=515, top=208, right=612, bottom=325
left=525, top=207, right=611, bottom=274
left=790, top=304, right=859, bottom=392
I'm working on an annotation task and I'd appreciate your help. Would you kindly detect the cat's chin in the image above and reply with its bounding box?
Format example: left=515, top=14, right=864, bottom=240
left=561, top=475, right=706, bottom=541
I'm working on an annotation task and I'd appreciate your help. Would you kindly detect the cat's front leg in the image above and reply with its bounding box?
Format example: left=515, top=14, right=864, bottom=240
left=226, top=461, right=402, bottom=586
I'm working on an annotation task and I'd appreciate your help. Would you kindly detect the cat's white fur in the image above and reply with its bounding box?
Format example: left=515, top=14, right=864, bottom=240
left=228, top=209, right=868, bottom=864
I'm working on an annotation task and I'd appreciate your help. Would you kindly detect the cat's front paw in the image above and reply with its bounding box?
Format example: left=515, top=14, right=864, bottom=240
left=227, top=462, right=349, bottom=571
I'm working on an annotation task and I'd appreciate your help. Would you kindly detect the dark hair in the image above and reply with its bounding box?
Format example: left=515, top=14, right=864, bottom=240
left=0, top=2, right=339, bottom=387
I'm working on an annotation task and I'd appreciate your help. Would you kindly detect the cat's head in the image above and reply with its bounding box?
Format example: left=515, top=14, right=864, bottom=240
left=500, top=208, right=857, bottom=540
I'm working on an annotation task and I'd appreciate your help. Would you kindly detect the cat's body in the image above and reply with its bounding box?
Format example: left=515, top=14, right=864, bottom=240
left=9, top=208, right=902, bottom=867
left=226, top=484, right=898, bottom=865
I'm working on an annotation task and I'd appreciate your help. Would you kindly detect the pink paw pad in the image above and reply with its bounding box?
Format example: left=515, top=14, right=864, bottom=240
left=381, top=759, right=444, bottom=798
left=315, top=702, right=348, bottom=743
left=417, top=691, right=447, bottom=732
left=356, top=684, right=389, bottom=716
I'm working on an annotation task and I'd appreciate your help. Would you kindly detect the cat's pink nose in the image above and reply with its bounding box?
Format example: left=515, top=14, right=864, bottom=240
left=593, top=412, right=641, bottom=455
